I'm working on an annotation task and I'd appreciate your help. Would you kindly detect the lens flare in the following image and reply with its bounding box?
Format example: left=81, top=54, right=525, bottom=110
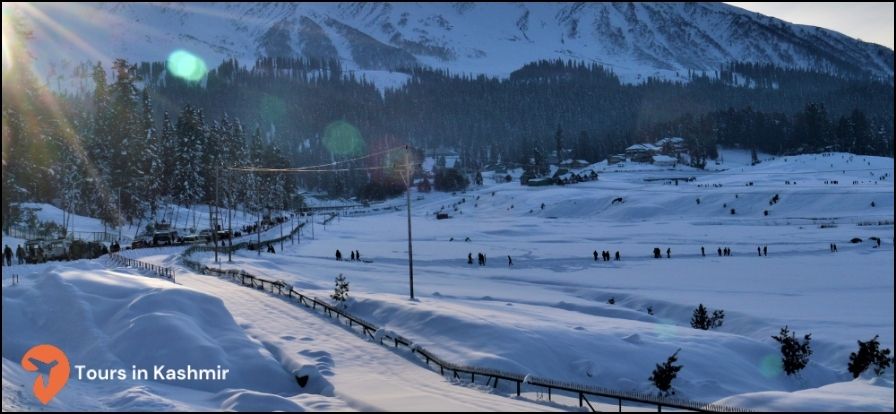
left=259, top=94, right=286, bottom=125
left=758, top=354, right=783, bottom=378
left=653, top=318, right=679, bottom=339
left=323, top=120, right=365, bottom=156
left=166, top=49, right=207, bottom=82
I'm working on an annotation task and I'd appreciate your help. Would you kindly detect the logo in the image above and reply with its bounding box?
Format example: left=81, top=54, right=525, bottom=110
left=21, top=344, right=70, bottom=405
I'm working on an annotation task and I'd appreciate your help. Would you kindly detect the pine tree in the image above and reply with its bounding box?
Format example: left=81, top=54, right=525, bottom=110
left=172, top=105, right=206, bottom=210
left=159, top=112, right=177, bottom=199
left=89, top=62, right=112, bottom=182
left=772, top=326, right=812, bottom=375
left=108, top=58, right=143, bottom=221
left=554, top=124, right=564, bottom=162
left=649, top=349, right=683, bottom=396
left=691, top=304, right=724, bottom=330
left=691, top=304, right=710, bottom=329
left=848, top=335, right=892, bottom=378
left=331, top=273, right=350, bottom=307
left=140, top=88, right=162, bottom=218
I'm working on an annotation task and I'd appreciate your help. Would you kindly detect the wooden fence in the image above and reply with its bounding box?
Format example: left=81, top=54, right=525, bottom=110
left=179, top=219, right=749, bottom=413
left=108, top=252, right=175, bottom=282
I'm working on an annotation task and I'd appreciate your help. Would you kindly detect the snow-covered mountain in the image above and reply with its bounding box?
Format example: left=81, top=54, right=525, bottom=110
left=11, top=2, right=895, bottom=85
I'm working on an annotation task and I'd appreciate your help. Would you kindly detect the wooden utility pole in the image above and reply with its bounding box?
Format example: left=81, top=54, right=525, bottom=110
left=213, top=167, right=219, bottom=263
left=405, top=145, right=415, bottom=299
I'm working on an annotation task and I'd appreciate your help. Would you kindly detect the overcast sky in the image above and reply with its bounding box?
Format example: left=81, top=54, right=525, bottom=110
left=727, top=2, right=894, bottom=49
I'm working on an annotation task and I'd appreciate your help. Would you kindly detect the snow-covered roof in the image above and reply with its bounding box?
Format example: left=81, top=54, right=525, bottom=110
left=655, top=137, right=685, bottom=146
left=626, top=143, right=660, bottom=152
left=652, top=154, right=677, bottom=163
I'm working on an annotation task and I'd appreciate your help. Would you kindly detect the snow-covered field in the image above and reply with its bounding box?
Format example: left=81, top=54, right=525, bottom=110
left=3, top=152, right=894, bottom=411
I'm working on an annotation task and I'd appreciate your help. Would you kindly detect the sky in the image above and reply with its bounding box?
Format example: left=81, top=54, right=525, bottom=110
left=727, top=2, right=894, bottom=49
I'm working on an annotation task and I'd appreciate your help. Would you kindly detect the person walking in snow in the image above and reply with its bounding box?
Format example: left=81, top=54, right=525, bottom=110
left=763, top=245, right=767, bottom=256
left=758, top=246, right=762, bottom=256
left=350, top=251, right=355, bottom=261
left=468, top=252, right=473, bottom=265
left=653, top=247, right=661, bottom=259
left=16, top=244, right=25, bottom=265
left=477, top=252, right=484, bottom=266
left=593, top=250, right=598, bottom=261
left=666, top=248, right=671, bottom=259
left=267, top=243, right=276, bottom=254
left=701, top=246, right=705, bottom=257
left=3, top=245, right=11, bottom=266
left=336, top=249, right=342, bottom=261
left=717, top=247, right=722, bottom=257
left=507, top=255, right=513, bottom=266
left=615, top=251, right=620, bottom=261
left=355, top=250, right=360, bottom=261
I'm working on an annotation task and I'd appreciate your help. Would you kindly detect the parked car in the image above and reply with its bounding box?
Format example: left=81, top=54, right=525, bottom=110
left=198, top=229, right=214, bottom=242
left=216, top=230, right=231, bottom=240
left=182, top=234, right=205, bottom=244
left=153, top=230, right=179, bottom=246
left=43, top=239, right=71, bottom=261
left=131, top=232, right=153, bottom=249
left=24, top=239, right=46, bottom=263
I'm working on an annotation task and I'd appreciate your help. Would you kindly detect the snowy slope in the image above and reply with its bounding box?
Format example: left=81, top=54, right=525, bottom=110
left=1, top=260, right=350, bottom=411
left=172, top=152, right=893, bottom=409
left=8, top=2, right=893, bottom=90
left=3, top=152, right=892, bottom=411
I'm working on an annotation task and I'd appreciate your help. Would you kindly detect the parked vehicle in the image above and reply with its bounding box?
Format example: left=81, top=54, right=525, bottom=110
left=216, top=230, right=231, bottom=240
left=69, top=240, right=105, bottom=260
left=152, top=230, right=179, bottom=246
left=43, top=239, right=71, bottom=261
left=131, top=232, right=153, bottom=249
left=198, top=229, right=214, bottom=242
left=182, top=234, right=205, bottom=244
left=24, top=239, right=46, bottom=263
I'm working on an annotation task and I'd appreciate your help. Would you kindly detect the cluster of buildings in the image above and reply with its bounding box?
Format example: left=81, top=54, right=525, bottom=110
left=610, top=137, right=686, bottom=167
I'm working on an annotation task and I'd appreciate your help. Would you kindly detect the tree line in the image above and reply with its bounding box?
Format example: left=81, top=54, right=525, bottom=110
left=3, top=26, right=894, bottom=229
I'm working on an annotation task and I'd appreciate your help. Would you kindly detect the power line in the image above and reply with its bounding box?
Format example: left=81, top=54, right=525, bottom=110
left=230, top=164, right=415, bottom=173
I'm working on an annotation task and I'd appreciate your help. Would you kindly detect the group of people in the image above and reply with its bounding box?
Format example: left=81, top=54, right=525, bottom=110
left=652, top=247, right=672, bottom=259
left=829, top=243, right=838, bottom=252
left=593, top=250, right=620, bottom=261
left=335, top=249, right=362, bottom=261
left=757, top=246, right=768, bottom=256
left=3, top=245, right=25, bottom=266
left=467, top=252, right=488, bottom=266
left=109, top=240, right=122, bottom=253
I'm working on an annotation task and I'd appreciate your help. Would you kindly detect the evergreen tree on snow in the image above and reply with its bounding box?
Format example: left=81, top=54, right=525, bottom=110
left=89, top=62, right=112, bottom=183
left=172, top=105, right=206, bottom=208
left=691, top=304, right=725, bottom=330
left=772, top=326, right=812, bottom=375
left=158, top=111, right=177, bottom=199
left=108, top=58, right=143, bottom=221
left=58, top=148, right=84, bottom=234
left=331, top=273, right=350, bottom=307
left=140, top=88, right=162, bottom=218
left=848, top=335, right=892, bottom=378
left=243, top=127, right=265, bottom=215
left=554, top=124, right=564, bottom=162
left=649, top=349, right=683, bottom=396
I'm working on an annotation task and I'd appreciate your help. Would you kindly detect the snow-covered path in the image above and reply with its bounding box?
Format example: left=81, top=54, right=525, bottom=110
left=176, top=269, right=559, bottom=412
